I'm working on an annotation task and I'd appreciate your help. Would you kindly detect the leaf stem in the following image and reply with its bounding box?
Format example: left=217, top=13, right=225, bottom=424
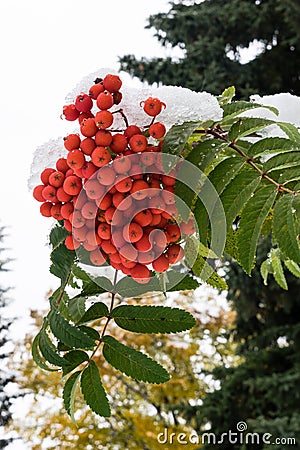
left=206, top=127, right=300, bottom=195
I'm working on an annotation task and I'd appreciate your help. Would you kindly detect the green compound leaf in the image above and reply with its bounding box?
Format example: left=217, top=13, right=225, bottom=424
left=31, top=332, right=58, bottom=372
left=115, top=271, right=199, bottom=298
left=77, top=302, right=109, bottom=325
left=220, top=169, right=261, bottom=229
left=111, top=305, right=196, bottom=334
left=263, top=151, right=300, bottom=172
left=62, top=350, right=89, bottom=377
left=63, top=370, right=82, bottom=426
left=218, top=86, right=235, bottom=105
left=238, top=183, right=278, bottom=274
left=49, top=224, right=70, bottom=250
left=68, top=297, right=86, bottom=323
left=71, top=264, right=92, bottom=282
left=50, top=244, right=76, bottom=285
left=39, top=329, right=70, bottom=368
left=102, top=335, right=170, bottom=384
left=248, top=137, right=300, bottom=158
left=277, top=122, right=300, bottom=143
left=191, top=254, right=228, bottom=291
left=228, top=117, right=275, bottom=141
left=284, top=259, right=300, bottom=278
left=222, top=101, right=278, bottom=124
left=81, top=360, right=111, bottom=417
left=80, top=276, right=113, bottom=297
left=270, top=249, right=288, bottom=290
left=162, top=120, right=202, bottom=156
left=273, top=194, right=300, bottom=263
left=49, top=310, right=96, bottom=350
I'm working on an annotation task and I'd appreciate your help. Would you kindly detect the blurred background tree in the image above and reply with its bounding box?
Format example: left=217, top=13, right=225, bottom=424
left=0, top=228, right=17, bottom=449
left=119, top=0, right=300, bottom=99
left=10, top=291, right=236, bottom=449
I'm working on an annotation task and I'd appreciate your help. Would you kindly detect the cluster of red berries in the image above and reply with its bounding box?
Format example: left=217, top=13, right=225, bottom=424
left=33, top=74, right=196, bottom=284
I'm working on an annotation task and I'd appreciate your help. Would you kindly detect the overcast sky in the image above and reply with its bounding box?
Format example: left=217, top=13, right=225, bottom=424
left=0, top=0, right=176, bottom=338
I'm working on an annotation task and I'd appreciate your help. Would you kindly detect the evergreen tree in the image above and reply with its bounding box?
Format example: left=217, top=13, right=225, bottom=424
left=197, top=238, right=300, bottom=449
left=0, top=228, right=15, bottom=449
left=119, top=0, right=300, bottom=98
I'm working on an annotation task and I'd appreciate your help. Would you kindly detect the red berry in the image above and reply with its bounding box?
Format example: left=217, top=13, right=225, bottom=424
left=149, top=122, right=166, bottom=139
left=42, top=185, right=57, bottom=202
left=97, top=166, right=116, bottom=186
left=89, top=81, right=104, bottom=99
left=63, top=175, right=82, bottom=196
left=80, top=137, right=96, bottom=155
left=141, top=97, right=166, bottom=117
left=40, top=202, right=52, bottom=217
left=65, top=235, right=80, bottom=250
left=152, top=254, right=169, bottom=272
left=64, top=134, right=81, bottom=151
left=130, top=264, right=151, bottom=284
left=33, top=185, right=46, bottom=202
left=124, top=125, right=142, bottom=139
left=61, top=202, right=74, bottom=220
left=113, top=155, right=132, bottom=174
left=109, top=133, right=128, bottom=153
left=95, top=110, right=114, bottom=129
left=56, top=158, right=69, bottom=173
left=75, top=93, right=93, bottom=113
left=62, top=104, right=80, bottom=121
left=167, top=244, right=184, bottom=264
left=67, top=150, right=85, bottom=170
left=49, top=171, right=65, bottom=188
left=95, top=130, right=113, bottom=147
left=89, top=249, right=107, bottom=266
left=129, top=134, right=148, bottom=153
left=96, top=91, right=114, bottom=110
left=80, top=118, right=98, bottom=137
left=123, top=222, right=143, bottom=243
left=103, top=74, right=122, bottom=93
left=91, top=146, right=111, bottom=167
left=56, top=187, right=72, bottom=203
left=40, top=168, right=55, bottom=184
left=130, top=180, right=150, bottom=200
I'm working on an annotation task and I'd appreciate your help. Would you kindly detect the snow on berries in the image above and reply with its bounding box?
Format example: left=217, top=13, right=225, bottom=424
left=33, top=73, right=196, bottom=284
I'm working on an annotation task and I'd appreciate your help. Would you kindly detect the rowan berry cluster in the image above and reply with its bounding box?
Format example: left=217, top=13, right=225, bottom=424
left=33, top=74, right=196, bottom=284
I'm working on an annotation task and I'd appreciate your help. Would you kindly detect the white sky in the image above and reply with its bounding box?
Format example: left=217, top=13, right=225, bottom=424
left=0, top=0, right=176, bottom=338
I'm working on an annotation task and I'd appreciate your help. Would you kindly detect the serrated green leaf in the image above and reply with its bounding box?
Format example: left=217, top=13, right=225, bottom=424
left=81, top=276, right=113, bottom=297
left=194, top=156, right=245, bottom=245
left=220, top=169, right=261, bottom=228
left=49, top=225, right=70, bottom=250
left=102, top=335, right=170, bottom=384
left=111, top=305, right=196, bottom=334
left=31, top=332, right=58, bottom=372
left=277, top=122, right=300, bottom=142
left=68, top=297, right=86, bottom=323
left=270, top=249, right=288, bottom=290
left=81, top=360, right=110, bottom=417
left=77, top=325, right=100, bottom=342
left=228, top=118, right=275, bottom=141
left=260, top=259, right=271, bottom=285
left=191, top=255, right=228, bottom=290
left=248, top=137, right=299, bottom=158
left=222, top=101, right=278, bottom=123
left=71, top=264, right=91, bottom=282
left=39, top=329, right=70, bottom=368
left=63, top=370, right=82, bottom=425
left=77, top=302, right=109, bottom=325
left=49, top=310, right=96, bottom=349
left=284, top=259, right=300, bottom=278
left=238, top=183, right=277, bottom=274
left=50, top=244, right=75, bottom=284
left=218, top=86, right=235, bottom=105
left=273, top=194, right=300, bottom=263
left=263, top=151, right=300, bottom=172
left=62, top=350, right=89, bottom=377
left=224, top=228, right=240, bottom=263
left=278, top=167, right=300, bottom=184
left=115, top=271, right=199, bottom=298
left=162, top=121, right=202, bottom=157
